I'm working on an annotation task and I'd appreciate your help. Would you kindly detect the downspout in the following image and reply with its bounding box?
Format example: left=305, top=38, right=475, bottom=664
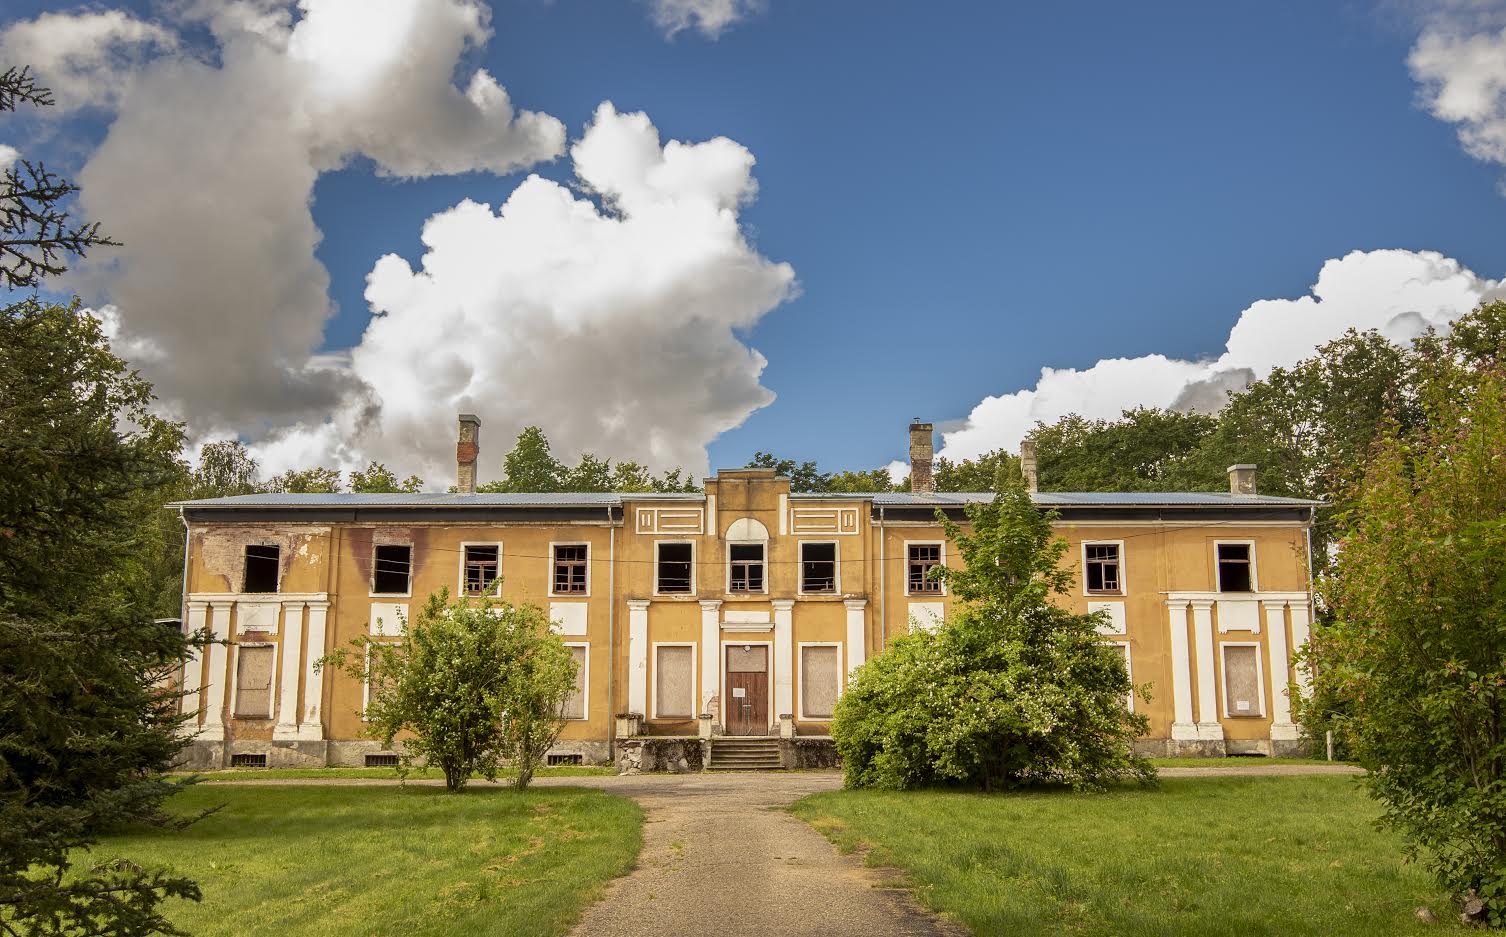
left=178, top=508, right=192, bottom=707
left=607, top=505, right=616, bottom=763
left=878, top=505, right=887, bottom=651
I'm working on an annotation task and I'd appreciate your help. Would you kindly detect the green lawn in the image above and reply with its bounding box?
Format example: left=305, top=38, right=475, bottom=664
left=188, top=765, right=614, bottom=782
left=1147, top=757, right=1347, bottom=768
left=88, top=784, right=641, bottom=937
left=792, top=776, right=1457, bottom=937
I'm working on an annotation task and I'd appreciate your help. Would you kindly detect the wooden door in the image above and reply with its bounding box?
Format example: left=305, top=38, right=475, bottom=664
left=725, top=645, right=769, bottom=736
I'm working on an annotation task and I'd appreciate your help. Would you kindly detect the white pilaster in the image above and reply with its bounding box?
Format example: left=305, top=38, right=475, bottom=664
left=699, top=599, right=721, bottom=721
left=773, top=599, right=794, bottom=718
left=844, top=598, right=867, bottom=677
left=200, top=600, right=233, bottom=741
left=1191, top=599, right=1224, bottom=739
left=1266, top=602, right=1298, bottom=740
left=1166, top=599, right=1196, bottom=739
left=181, top=600, right=209, bottom=729
left=627, top=599, right=650, bottom=717
left=1289, top=599, right=1312, bottom=697
left=298, top=600, right=329, bottom=739
left=274, top=600, right=306, bottom=739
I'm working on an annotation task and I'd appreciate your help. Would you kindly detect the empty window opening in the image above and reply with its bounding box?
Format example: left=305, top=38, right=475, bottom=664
left=729, top=543, right=765, bottom=592
left=801, top=646, right=840, bottom=719
left=243, top=544, right=280, bottom=593
left=1216, top=543, right=1253, bottom=592
left=365, top=753, right=400, bottom=768
left=655, top=645, right=694, bottom=718
left=656, top=542, right=693, bottom=593
left=800, top=542, right=837, bottom=593
left=561, top=645, right=587, bottom=720
left=233, top=645, right=275, bottom=718
left=554, top=544, right=588, bottom=594
left=547, top=753, right=583, bottom=767
left=230, top=753, right=268, bottom=768
left=1222, top=644, right=1262, bottom=716
left=908, top=544, right=943, bottom=594
left=1085, top=543, right=1121, bottom=594
left=463, top=544, right=499, bottom=595
left=373, top=544, right=412, bottom=595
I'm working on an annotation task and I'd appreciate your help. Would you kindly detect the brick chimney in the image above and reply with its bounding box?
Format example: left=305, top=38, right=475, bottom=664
left=1019, top=438, right=1038, bottom=493
left=457, top=414, right=481, bottom=493
left=1227, top=463, right=1256, bottom=496
left=909, top=419, right=934, bottom=494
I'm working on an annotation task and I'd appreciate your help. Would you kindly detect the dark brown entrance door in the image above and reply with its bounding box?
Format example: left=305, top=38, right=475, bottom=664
left=725, top=645, right=769, bottom=736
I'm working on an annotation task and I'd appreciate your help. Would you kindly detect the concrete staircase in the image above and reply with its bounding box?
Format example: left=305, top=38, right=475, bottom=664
left=708, top=737, right=784, bottom=771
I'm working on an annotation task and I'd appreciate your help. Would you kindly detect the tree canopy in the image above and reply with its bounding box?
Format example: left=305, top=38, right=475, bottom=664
left=478, top=426, right=698, bottom=493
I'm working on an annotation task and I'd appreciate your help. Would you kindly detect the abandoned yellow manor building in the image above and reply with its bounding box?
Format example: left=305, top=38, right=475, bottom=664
left=172, top=418, right=1319, bottom=770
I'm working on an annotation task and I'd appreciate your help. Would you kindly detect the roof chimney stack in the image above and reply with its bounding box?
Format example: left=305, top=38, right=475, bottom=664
left=457, top=414, right=481, bottom=493
left=1019, top=438, right=1038, bottom=493
left=1227, top=463, right=1256, bottom=496
left=908, top=419, right=934, bottom=494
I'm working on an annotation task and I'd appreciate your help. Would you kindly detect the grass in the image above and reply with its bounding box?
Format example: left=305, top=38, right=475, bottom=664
left=791, top=776, right=1458, bottom=936
left=1147, top=757, right=1348, bottom=768
left=187, top=765, right=615, bottom=782
left=89, top=783, right=641, bottom=936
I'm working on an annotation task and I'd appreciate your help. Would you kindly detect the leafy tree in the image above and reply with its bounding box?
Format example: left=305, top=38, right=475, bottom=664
left=831, top=470, right=1153, bottom=791
left=349, top=461, right=422, bottom=494
left=933, top=449, right=1018, bottom=492
left=825, top=468, right=903, bottom=493
left=746, top=451, right=828, bottom=492
left=321, top=589, right=577, bottom=792
left=476, top=427, right=699, bottom=493
left=261, top=467, right=343, bottom=494
left=0, top=67, right=118, bottom=289
left=1031, top=409, right=1218, bottom=493
left=1307, top=367, right=1506, bottom=924
left=0, top=299, right=202, bottom=934
left=189, top=440, right=260, bottom=499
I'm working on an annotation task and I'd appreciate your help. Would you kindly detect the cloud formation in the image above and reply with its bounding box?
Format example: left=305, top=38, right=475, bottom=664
left=937, top=250, right=1504, bottom=462
left=1410, top=23, right=1506, bottom=167
left=648, top=0, right=763, bottom=38
left=0, top=10, right=177, bottom=111
left=251, top=102, right=796, bottom=480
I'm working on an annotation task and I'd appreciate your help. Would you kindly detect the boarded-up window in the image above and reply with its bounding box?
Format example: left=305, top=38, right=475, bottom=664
left=1222, top=644, right=1262, bottom=716
left=243, top=545, right=280, bottom=593
left=727, top=645, right=766, bottom=672
left=562, top=645, right=587, bottom=720
left=373, top=544, right=412, bottom=594
left=801, top=646, right=840, bottom=719
left=1216, top=543, right=1253, bottom=592
left=655, top=645, right=694, bottom=718
left=1109, top=642, right=1133, bottom=710
left=234, top=645, right=274, bottom=718
left=463, top=544, right=499, bottom=595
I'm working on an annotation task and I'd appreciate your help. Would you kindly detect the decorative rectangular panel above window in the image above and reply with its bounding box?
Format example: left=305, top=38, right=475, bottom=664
left=372, top=544, right=412, bottom=595
left=801, top=645, right=840, bottom=719
left=234, top=644, right=275, bottom=718
left=462, top=544, right=499, bottom=595
left=243, top=544, right=280, bottom=593
left=907, top=544, right=943, bottom=594
left=656, top=542, right=693, bottom=594
left=800, top=542, right=837, bottom=593
left=729, top=543, right=764, bottom=592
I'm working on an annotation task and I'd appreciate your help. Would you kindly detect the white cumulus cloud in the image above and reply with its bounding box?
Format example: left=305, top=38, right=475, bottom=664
left=0, top=144, right=18, bottom=170
left=937, top=249, right=1505, bottom=463
left=0, top=10, right=178, bottom=111
left=648, top=0, right=763, bottom=38
left=1410, top=23, right=1506, bottom=167
left=248, top=102, right=796, bottom=480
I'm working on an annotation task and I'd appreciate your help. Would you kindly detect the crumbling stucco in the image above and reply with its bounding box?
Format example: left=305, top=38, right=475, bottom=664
left=193, top=525, right=330, bottom=592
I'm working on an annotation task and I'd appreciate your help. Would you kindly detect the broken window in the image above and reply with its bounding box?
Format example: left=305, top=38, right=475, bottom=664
left=1222, top=644, right=1262, bottom=716
left=1216, top=543, right=1253, bottom=592
left=553, top=544, right=588, bottom=594
left=234, top=644, right=274, bottom=718
left=462, top=544, right=499, bottom=595
left=801, top=645, right=840, bottom=719
left=372, top=544, right=412, bottom=595
left=655, top=645, right=694, bottom=718
left=243, top=544, right=279, bottom=593
left=561, top=645, right=587, bottom=720
left=1085, top=543, right=1121, bottom=594
left=800, top=542, right=837, bottom=593
left=729, top=543, right=764, bottom=592
left=907, top=544, right=943, bottom=594
left=656, top=542, right=693, bottom=594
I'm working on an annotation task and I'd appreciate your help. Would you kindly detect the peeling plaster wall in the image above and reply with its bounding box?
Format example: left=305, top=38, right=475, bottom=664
left=190, top=525, right=331, bottom=593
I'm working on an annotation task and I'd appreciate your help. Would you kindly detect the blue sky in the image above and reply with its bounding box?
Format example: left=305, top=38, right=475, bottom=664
left=3, top=0, right=1504, bottom=481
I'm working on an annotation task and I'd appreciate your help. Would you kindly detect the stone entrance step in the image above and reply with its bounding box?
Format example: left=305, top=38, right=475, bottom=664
left=708, top=737, right=784, bottom=771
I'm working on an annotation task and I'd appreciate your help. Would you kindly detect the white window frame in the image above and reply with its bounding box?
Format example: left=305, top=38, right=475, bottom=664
left=797, top=540, right=841, bottom=596
left=229, top=641, right=278, bottom=719
left=1220, top=641, right=1266, bottom=718
left=458, top=541, right=503, bottom=598
left=1108, top=639, right=1133, bottom=712
left=361, top=639, right=401, bottom=722
left=1214, top=539, right=1259, bottom=593
left=1082, top=539, right=1126, bottom=597
left=369, top=542, right=414, bottom=598
left=650, top=641, right=697, bottom=720
left=548, top=541, right=592, bottom=598
left=653, top=540, right=697, bottom=597
left=725, top=540, right=768, bottom=595
left=796, top=641, right=843, bottom=721
left=562, top=642, right=590, bottom=721
left=903, top=540, right=947, bottom=597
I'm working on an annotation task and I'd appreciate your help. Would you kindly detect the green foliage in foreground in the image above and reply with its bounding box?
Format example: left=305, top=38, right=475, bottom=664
left=832, top=473, right=1152, bottom=791
left=90, top=784, right=642, bottom=937
left=792, top=776, right=1457, bottom=937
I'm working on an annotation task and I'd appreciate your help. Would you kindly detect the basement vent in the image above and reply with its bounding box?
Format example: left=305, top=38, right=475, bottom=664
left=365, top=753, right=400, bottom=768
left=230, top=753, right=268, bottom=768
left=546, top=753, right=583, bottom=767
